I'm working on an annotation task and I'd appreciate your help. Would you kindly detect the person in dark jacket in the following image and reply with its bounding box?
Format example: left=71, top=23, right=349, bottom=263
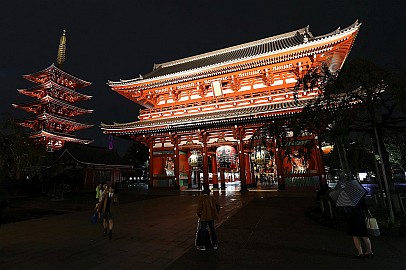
left=345, top=198, right=373, bottom=258
left=100, top=185, right=115, bottom=239
left=196, top=189, right=220, bottom=250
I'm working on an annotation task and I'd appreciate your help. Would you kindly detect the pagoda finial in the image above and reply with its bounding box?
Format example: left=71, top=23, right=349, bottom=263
left=56, top=30, right=67, bottom=67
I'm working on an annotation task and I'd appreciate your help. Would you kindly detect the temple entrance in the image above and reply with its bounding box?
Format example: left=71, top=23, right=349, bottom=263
left=189, top=170, right=241, bottom=191
left=254, top=173, right=278, bottom=189
left=190, top=171, right=201, bottom=189
left=209, top=170, right=241, bottom=191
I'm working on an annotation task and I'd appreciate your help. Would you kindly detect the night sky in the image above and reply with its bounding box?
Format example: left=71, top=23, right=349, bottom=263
left=1, top=0, right=405, bottom=155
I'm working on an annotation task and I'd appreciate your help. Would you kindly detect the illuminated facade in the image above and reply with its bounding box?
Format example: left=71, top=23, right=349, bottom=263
left=13, top=31, right=93, bottom=151
left=102, top=21, right=361, bottom=191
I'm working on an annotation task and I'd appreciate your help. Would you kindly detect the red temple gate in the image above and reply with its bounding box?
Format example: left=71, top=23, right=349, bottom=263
left=102, top=21, right=361, bottom=191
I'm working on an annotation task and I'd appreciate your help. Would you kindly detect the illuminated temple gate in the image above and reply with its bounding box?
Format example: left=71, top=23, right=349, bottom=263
left=101, top=21, right=361, bottom=191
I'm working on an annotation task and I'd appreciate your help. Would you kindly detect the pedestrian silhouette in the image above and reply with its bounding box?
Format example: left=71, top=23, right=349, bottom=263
left=345, top=198, right=373, bottom=258
left=196, top=189, right=220, bottom=250
left=100, top=185, right=115, bottom=239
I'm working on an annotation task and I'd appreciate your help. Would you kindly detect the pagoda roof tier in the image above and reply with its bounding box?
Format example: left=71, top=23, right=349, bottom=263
left=17, top=81, right=92, bottom=102
left=29, top=130, right=93, bottom=145
left=108, top=21, right=360, bottom=89
left=23, top=64, right=91, bottom=89
left=12, top=95, right=93, bottom=116
left=101, top=99, right=313, bottom=135
left=17, top=112, right=93, bottom=131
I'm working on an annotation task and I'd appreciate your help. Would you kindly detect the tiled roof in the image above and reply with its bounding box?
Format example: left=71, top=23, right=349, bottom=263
left=23, top=64, right=91, bottom=88
left=17, top=81, right=92, bottom=101
left=109, top=21, right=360, bottom=86
left=29, top=130, right=92, bottom=144
left=57, top=143, right=130, bottom=166
left=101, top=99, right=312, bottom=134
left=143, top=29, right=307, bottom=79
left=20, top=112, right=93, bottom=128
left=12, top=96, right=93, bottom=115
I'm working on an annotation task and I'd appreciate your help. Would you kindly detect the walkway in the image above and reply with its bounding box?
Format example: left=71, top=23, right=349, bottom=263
left=0, top=190, right=405, bottom=269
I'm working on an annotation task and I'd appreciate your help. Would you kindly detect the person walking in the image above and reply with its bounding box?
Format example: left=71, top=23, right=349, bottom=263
left=100, top=185, right=115, bottom=239
left=196, top=189, right=220, bottom=250
left=99, top=184, right=108, bottom=202
left=97, top=184, right=107, bottom=222
left=95, top=183, right=102, bottom=203
left=345, top=198, right=373, bottom=258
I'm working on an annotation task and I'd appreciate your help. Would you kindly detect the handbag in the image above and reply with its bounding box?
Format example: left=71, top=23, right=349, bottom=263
left=365, top=217, right=380, bottom=236
left=91, top=212, right=98, bottom=224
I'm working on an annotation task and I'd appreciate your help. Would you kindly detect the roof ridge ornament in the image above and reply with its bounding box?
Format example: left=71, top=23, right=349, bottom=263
left=56, top=30, right=67, bottom=67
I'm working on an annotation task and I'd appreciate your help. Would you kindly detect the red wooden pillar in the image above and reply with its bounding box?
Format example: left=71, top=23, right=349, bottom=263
left=148, top=140, right=154, bottom=189
left=275, top=146, right=286, bottom=190
left=188, top=151, right=192, bottom=188
left=245, top=154, right=252, bottom=187
left=238, top=139, right=248, bottom=191
left=314, top=138, right=327, bottom=189
left=212, top=154, right=219, bottom=189
left=203, top=143, right=209, bottom=192
left=173, top=135, right=180, bottom=190
left=220, top=168, right=226, bottom=190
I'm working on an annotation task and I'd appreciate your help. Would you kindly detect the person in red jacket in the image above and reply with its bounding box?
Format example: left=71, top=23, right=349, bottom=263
left=196, top=189, right=220, bottom=250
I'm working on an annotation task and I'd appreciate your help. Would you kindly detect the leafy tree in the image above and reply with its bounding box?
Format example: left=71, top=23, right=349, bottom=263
left=0, top=116, right=49, bottom=194
left=293, top=59, right=406, bottom=220
left=346, top=140, right=376, bottom=175
left=340, top=60, right=406, bottom=219
left=385, top=136, right=405, bottom=168
left=293, top=63, right=357, bottom=178
left=123, top=141, right=149, bottom=166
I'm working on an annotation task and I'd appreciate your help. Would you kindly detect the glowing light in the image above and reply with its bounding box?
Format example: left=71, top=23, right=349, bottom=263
left=216, top=146, right=237, bottom=169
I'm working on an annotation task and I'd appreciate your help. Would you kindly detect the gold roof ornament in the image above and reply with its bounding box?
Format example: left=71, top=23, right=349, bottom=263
left=56, top=30, right=67, bottom=67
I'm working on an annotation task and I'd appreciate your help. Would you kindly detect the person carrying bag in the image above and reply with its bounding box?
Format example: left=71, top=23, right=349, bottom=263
left=195, top=189, right=220, bottom=251
left=365, top=210, right=380, bottom=237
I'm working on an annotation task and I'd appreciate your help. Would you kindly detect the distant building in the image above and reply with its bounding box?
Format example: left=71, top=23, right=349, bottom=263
left=53, top=143, right=143, bottom=190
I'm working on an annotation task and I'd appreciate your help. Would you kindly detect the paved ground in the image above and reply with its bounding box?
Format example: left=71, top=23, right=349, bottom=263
left=0, top=189, right=405, bottom=270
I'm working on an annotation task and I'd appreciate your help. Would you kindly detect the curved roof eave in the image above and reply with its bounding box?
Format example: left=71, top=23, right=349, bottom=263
left=23, top=64, right=92, bottom=88
left=108, top=21, right=360, bottom=87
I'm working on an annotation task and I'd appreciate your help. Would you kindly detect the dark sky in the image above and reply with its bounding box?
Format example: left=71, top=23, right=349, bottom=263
left=1, top=0, right=405, bottom=155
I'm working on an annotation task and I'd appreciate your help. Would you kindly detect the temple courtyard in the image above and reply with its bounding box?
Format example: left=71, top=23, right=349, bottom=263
left=1, top=189, right=405, bottom=269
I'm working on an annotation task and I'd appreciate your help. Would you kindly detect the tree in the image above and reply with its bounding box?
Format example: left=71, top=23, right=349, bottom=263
left=123, top=141, right=149, bottom=166
left=0, top=116, right=49, bottom=195
left=294, top=59, right=406, bottom=220
left=339, top=60, right=406, bottom=219
left=293, top=63, right=357, bottom=179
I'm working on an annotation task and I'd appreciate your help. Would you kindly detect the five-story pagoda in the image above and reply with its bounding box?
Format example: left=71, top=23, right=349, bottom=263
left=13, top=30, right=93, bottom=151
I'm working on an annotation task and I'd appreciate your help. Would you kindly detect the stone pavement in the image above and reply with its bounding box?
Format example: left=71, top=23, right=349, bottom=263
left=168, top=192, right=406, bottom=270
left=1, top=190, right=405, bottom=270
